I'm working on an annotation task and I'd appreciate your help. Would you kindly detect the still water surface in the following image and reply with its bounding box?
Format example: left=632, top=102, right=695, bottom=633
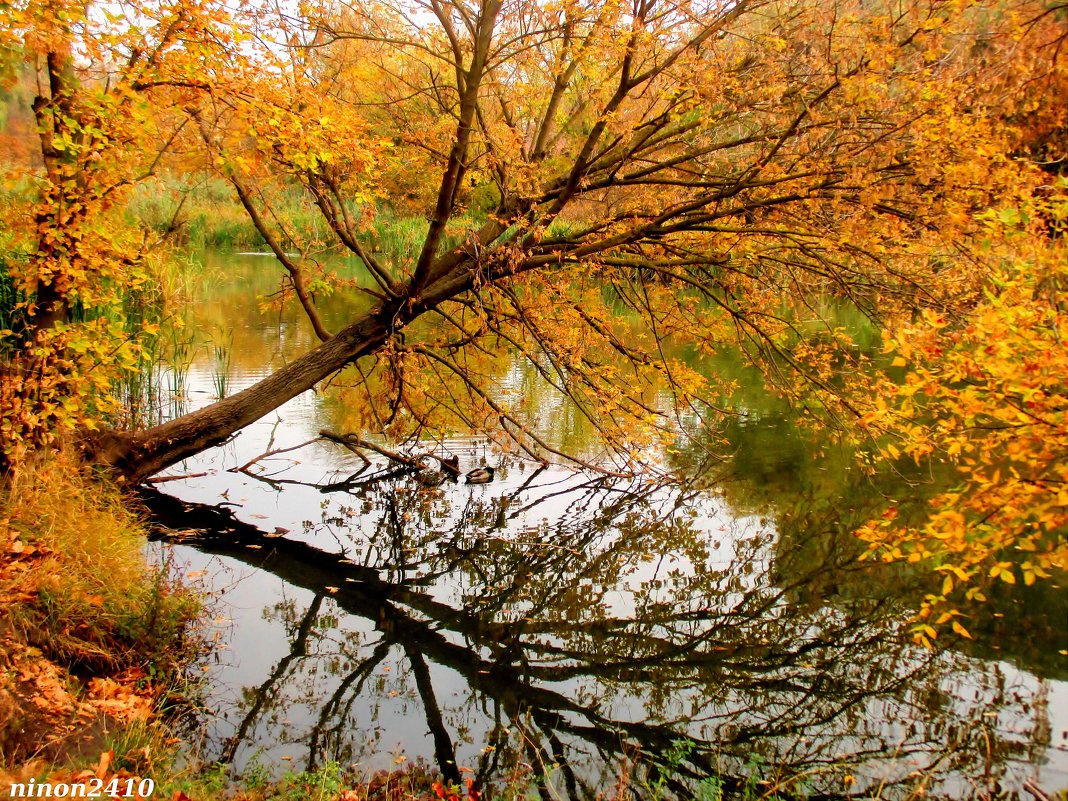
left=144, top=253, right=1067, bottom=799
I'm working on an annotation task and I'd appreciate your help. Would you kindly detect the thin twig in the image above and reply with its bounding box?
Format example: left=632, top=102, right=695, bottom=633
left=319, top=429, right=422, bottom=468
left=145, top=471, right=210, bottom=483
left=1023, top=780, right=1051, bottom=801
left=228, top=437, right=325, bottom=473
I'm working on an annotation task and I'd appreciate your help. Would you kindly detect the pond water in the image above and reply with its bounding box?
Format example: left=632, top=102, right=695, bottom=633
left=142, top=253, right=1067, bottom=799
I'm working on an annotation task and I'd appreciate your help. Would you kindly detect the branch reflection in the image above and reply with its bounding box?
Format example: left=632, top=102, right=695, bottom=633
left=143, top=466, right=1057, bottom=799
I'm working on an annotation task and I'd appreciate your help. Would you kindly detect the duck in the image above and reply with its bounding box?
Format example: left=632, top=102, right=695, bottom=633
left=465, top=466, right=495, bottom=484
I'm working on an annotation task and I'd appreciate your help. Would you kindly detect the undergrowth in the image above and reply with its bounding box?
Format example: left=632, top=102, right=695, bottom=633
left=125, top=172, right=482, bottom=266
left=1, top=451, right=198, bottom=675
left=0, top=449, right=201, bottom=771
left=127, top=174, right=329, bottom=251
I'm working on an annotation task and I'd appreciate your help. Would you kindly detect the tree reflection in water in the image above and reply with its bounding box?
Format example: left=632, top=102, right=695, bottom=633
left=143, top=462, right=1060, bottom=800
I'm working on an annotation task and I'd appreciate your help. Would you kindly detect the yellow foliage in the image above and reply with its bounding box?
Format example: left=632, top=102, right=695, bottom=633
left=858, top=186, right=1068, bottom=640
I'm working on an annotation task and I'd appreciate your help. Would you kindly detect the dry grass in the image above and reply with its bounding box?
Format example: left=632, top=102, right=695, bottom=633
left=1, top=450, right=197, bottom=674
left=0, top=449, right=200, bottom=771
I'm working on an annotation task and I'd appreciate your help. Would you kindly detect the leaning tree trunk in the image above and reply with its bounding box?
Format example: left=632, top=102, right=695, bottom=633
left=91, top=306, right=391, bottom=483
left=91, top=269, right=476, bottom=483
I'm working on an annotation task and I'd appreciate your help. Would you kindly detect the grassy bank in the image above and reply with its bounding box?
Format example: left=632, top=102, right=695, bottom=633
left=129, top=175, right=342, bottom=252
left=0, top=451, right=198, bottom=778
left=127, top=175, right=320, bottom=251
left=126, top=173, right=477, bottom=264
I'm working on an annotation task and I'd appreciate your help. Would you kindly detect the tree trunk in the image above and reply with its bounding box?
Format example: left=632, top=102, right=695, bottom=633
left=92, top=269, right=475, bottom=484
left=92, top=305, right=392, bottom=483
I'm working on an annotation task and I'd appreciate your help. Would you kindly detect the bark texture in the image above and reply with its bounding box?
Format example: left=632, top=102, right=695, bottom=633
left=93, top=270, right=475, bottom=483
left=93, top=307, right=390, bottom=483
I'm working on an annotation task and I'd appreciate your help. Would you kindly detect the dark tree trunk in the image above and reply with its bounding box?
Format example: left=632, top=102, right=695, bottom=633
left=91, top=305, right=392, bottom=483
left=91, top=270, right=475, bottom=484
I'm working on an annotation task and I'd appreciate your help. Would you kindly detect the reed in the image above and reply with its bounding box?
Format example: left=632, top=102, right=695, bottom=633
left=127, top=174, right=332, bottom=250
